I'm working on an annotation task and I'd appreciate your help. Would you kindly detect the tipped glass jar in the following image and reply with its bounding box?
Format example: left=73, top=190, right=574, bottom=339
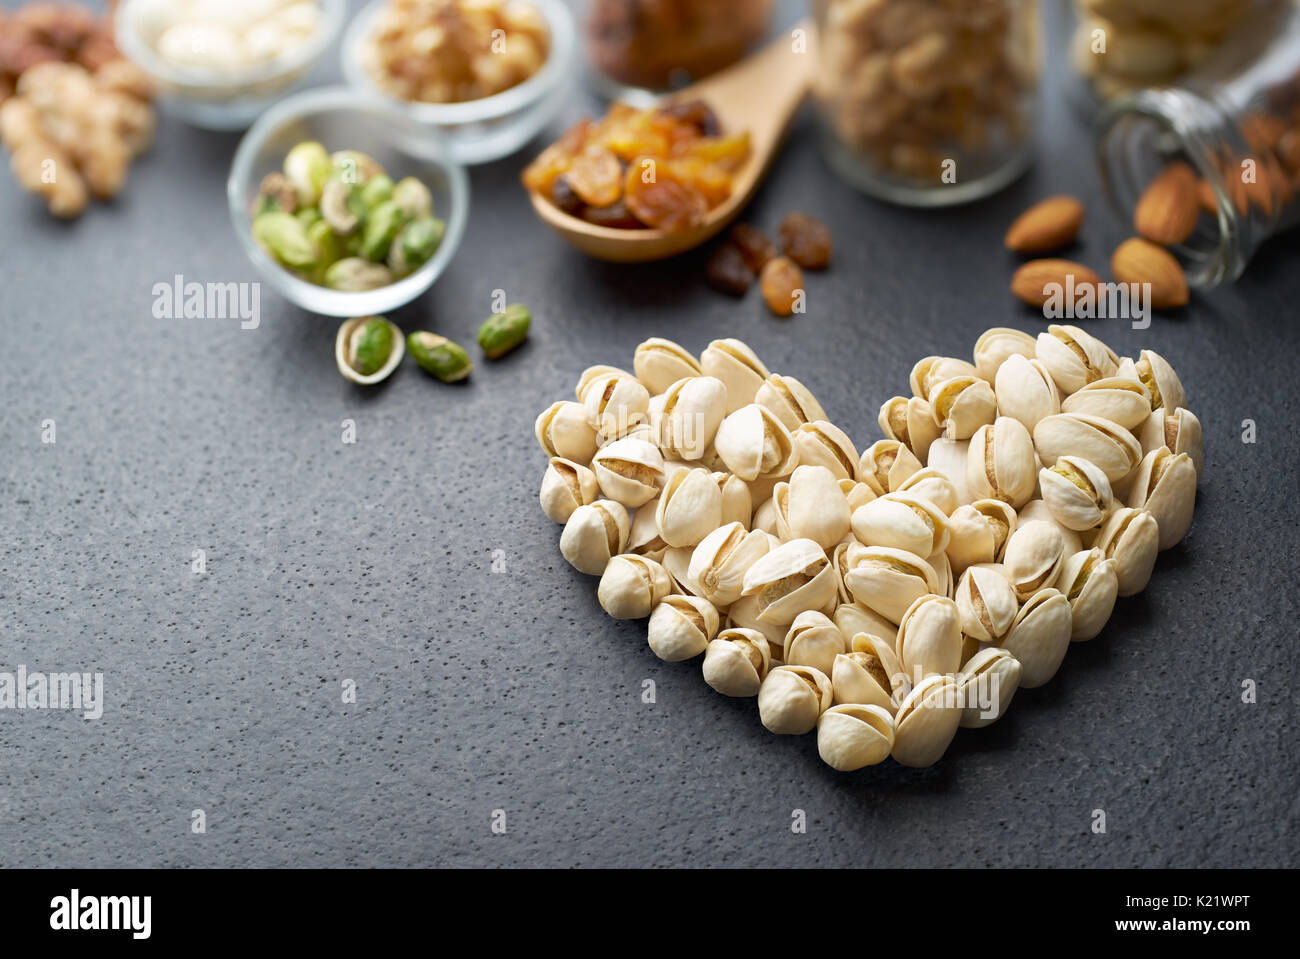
left=812, top=0, right=1040, bottom=207
left=1096, top=0, right=1300, bottom=288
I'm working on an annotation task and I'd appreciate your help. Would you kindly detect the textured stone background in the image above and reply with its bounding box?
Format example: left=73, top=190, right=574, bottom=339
left=1, top=1, right=1296, bottom=867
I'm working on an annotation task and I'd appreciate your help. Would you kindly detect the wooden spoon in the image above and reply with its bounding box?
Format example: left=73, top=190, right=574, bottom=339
left=528, top=22, right=815, bottom=263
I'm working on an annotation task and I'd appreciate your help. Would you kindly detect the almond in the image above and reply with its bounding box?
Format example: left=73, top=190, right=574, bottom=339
left=1111, top=237, right=1188, bottom=310
left=1004, top=195, right=1085, bottom=254
left=1010, top=259, right=1103, bottom=308
left=1134, top=161, right=1199, bottom=246
left=1195, top=177, right=1217, bottom=216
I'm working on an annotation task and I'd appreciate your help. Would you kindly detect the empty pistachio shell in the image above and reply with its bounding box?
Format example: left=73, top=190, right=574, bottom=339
left=859, top=439, right=923, bottom=496
left=700, top=338, right=770, bottom=414
left=1129, top=349, right=1186, bottom=412
left=689, top=522, right=772, bottom=607
left=956, top=646, right=1021, bottom=728
left=966, top=417, right=1037, bottom=507
left=1061, top=377, right=1153, bottom=431
left=714, top=404, right=797, bottom=482
left=892, top=673, right=962, bottom=767
left=1035, top=325, right=1119, bottom=395
left=539, top=456, right=599, bottom=524
left=591, top=437, right=664, bottom=508
left=998, top=587, right=1071, bottom=687
left=1003, top=520, right=1066, bottom=600
left=582, top=372, right=650, bottom=439
left=1060, top=548, right=1119, bottom=641
left=817, top=703, right=895, bottom=770
left=656, top=467, right=723, bottom=547
left=834, top=602, right=899, bottom=650
left=994, top=353, right=1062, bottom=433
left=597, top=554, right=674, bottom=619
left=702, top=627, right=771, bottom=696
left=794, top=420, right=858, bottom=481
left=878, top=395, right=942, bottom=464
left=973, top=327, right=1036, bottom=381
left=1038, top=455, right=1114, bottom=531
left=535, top=400, right=598, bottom=464
left=783, top=610, right=847, bottom=676
left=895, top=594, right=962, bottom=682
left=851, top=491, right=950, bottom=557
left=633, top=337, right=702, bottom=395
left=1033, top=413, right=1142, bottom=484
left=647, top=594, right=720, bottom=661
left=715, top=472, right=752, bottom=527
left=559, top=500, right=630, bottom=575
left=1127, top=447, right=1197, bottom=550
left=1138, top=406, right=1203, bottom=476
left=956, top=564, right=1019, bottom=642
left=844, top=545, right=940, bottom=624
left=893, top=468, right=959, bottom=516
left=656, top=375, right=727, bottom=460
left=945, top=499, right=1017, bottom=574
left=758, top=665, right=833, bottom=734
left=911, top=355, right=982, bottom=398
left=784, top=465, right=851, bottom=549
left=1095, top=507, right=1161, bottom=596
left=741, top=538, right=837, bottom=626
left=756, top=374, right=828, bottom=431
left=335, top=316, right=404, bottom=385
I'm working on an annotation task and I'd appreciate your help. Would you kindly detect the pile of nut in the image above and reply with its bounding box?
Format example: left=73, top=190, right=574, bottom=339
left=815, top=0, right=1037, bottom=183
left=361, top=0, right=549, bottom=104
left=1072, top=0, right=1254, bottom=101
left=127, top=0, right=325, bottom=72
left=0, top=2, right=154, bottom=218
left=534, top=328, right=1201, bottom=770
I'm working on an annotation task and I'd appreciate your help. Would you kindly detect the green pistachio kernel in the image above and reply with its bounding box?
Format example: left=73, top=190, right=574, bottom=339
left=407, top=332, right=473, bottom=383
left=477, top=303, right=531, bottom=359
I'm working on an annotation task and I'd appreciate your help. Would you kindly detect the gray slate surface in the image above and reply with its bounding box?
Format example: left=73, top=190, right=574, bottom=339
left=1, top=1, right=1297, bottom=868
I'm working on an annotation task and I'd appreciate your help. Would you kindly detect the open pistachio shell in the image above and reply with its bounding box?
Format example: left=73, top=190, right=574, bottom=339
left=998, top=587, right=1071, bottom=687
left=657, top=375, right=728, bottom=461
left=973, top=327, right=1036, bottom=381
left=647, top=594, right=719, bottom=661
left=923, top=438, right=973, bottom=506
left=956, top=564, right=1019, bottom=643
left=1017, top=499, right=1084, bottom=555
left=851, top=491, right=950, bottom=558
left=724, top=593, right=789, bottom=660
left=1138, top=407, right=1203, bottom=477
left=895, top=594, right=962, bottom=682
left=785, top=464, right=852, bottom=549
left=690, top=522, right=771, bottom=608
left=714, top=472, right=752, bottom=528
left=539, top=457, right=599, bottom=524
left=1094, top=507, right=1160, bottom=596
left=741, top=538, right=837, bottom=626
left=702, top=628, right=771, bottom=696
left=1129, top=349, right=1186, bottom=412
left=335, top=316, right=404, bottom=385
left=535, top=400, right=599, bottom=464
left=945, top=499, right=1016, bottom=574
left=758, top=665, right=833, bottom=735
left=859, top=439, right=923, bottom=496
left=966, top=417, right=1037, bottom=507
left=994, top=354, right=1061, bottom=433
left=832, top=631, right=904, bottom=712
left=840, top=478, right=878, bottom=513
left=911, top=355, right=982, bottom=398
left=843, top=545, right=940, bottom=625
left=582, top=372, right=650, bottom=439
left=559, top=500, right=629, bottom=575
left=893, top=468, right=959, bottom=516
left=628, top=495, right=670, bottom=561
left=1033, top=413, right=1142, bottom=484
left=1059, top=548, right=1119, bottom=641
left=794, top=420, right=859, bottom=482
left=818, top=703, right=895, bottom=770
left=878, top=395, right=941, bottom=464
left=1127, top=447, right=1197, bottom=550
left=1003, top=520, right=1066, bottom=600
left=1061, top=376, right=1153, bottom=431
left=700, top=338, right=770, bottom=415
left=929, top=375, right=997, bottom=440
left=1035, top=324, right=1119, bottom=395
left=892, top=674, right=962, bottom=768
left=956, top=646, right=1021, bottom=728
left=656, top=467, right=723, bottom=548
left=633, top=337, right=702, bottom=395
left=714, top=404, right=797, bottom=482
left=783, top=610, right=847, bottom=676
left=1038, top=455, right=1114, bottom=531
left=591, top=437, right=664, bottom=508
left=756, top=374, right=827, bottom=432
left=597, top=554, right=673, bottom=620
left=834, top=602, right=898, bottom=650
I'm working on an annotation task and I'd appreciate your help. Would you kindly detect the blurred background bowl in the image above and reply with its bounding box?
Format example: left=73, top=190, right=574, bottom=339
left=115, top=0, right=347, bottom=130
left=228, top=86, right=469, bottom=317
left=340, top=0, right=576, bottom=165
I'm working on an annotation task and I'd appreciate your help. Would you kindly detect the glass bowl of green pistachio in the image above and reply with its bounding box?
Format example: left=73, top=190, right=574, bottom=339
left=228, top=86, right=469, bottom=317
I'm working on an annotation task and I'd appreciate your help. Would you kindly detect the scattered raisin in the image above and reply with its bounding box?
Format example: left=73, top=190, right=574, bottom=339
left=624, top=164, right=707, bottom=232
left=705, top=243, right=755, bottom=297
left=779, top=212, right=832, bottom=270
left=760, top=256, right=804, bottom=317
left=659, top=99, right=721, bottom=137
left=550, top=175, right=585, bottom=216
left=729, top=222, right=776, bottom=272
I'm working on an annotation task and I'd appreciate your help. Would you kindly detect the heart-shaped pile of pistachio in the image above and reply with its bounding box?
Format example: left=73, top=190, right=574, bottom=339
left=534, top=328, right=1201, bottom=770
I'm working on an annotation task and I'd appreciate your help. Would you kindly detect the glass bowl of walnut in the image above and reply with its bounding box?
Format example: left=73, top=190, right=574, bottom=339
left=341, top=0, right=576, bottom=165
